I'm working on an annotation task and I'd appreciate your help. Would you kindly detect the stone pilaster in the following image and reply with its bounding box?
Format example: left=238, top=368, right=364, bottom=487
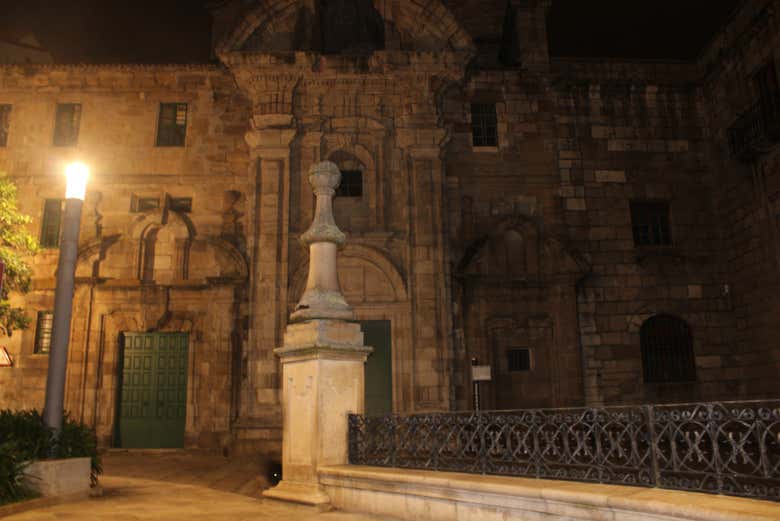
left=404, top=141, right=454, bottom=412
left=238, top=114, right=296, bottom=447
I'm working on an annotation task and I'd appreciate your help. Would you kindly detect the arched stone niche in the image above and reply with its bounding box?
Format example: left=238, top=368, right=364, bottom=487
left=76, top=210, right=248, bottom=284
left=217, top=0, right=474, bottom=55
left=457, top=218, right=541, bottom=280
left=457, top=217, right=588, bottom=282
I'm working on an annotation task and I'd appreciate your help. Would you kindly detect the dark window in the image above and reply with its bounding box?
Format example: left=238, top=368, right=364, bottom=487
left=640, top=315, right=696, bottom=383
left=132, top=196, right=160, bottom=212
left=471, top=103, right=498, bottom=147
left=156, top=103, right=188, bottom=147
left=0, top=105, right=11, bottom=147
left=34, top=311, right=54, bottom=354
left=53, top=103, right=81, bottom=146
left=40, top=199, right=64, bottom=248
left=754, top=61, right=780, bottom=126
left=507, top=348, right=531, bottom=372
left=630, top=202, right=671, bottom=246
left=169, top=197, right=192, bottom=213
left=336, top=170, right=363, bottom=198
left=753, top=61, right=778, bottom=101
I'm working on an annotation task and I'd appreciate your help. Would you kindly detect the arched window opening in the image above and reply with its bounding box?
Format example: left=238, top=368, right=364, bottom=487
left=640, top=315, right=696, bottom=383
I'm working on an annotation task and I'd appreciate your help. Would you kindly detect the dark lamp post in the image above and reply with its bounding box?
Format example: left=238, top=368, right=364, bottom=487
left=43, top=162, right=88, bottom=444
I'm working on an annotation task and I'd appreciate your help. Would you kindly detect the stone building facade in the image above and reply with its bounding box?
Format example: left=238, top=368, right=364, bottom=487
left=0, top=0, right=777, bottom=454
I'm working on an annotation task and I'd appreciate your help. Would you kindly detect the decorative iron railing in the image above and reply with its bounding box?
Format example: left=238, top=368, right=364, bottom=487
left=728, top=90, right=780, bottom=162
left=348, top=400, right=780, bottom=501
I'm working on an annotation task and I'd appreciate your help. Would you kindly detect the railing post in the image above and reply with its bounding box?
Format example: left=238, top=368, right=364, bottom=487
left=592, top=408, right=604, bottom=483
left=708, top=403, right=724, bottom=495
left=390, top=414, right=397, bottom=468
left=645, top=405, right=660, bottom=487
left=348, top=414, right=355, bottom=464
left=478, top=411, right=487, bottom=475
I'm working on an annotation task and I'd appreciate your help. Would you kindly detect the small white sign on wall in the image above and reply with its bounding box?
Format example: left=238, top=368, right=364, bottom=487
left=471, top=364, right=491, bottom=382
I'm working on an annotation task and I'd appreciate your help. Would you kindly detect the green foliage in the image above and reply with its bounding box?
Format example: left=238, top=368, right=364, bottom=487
left=0, top=172, right=39, bottom=337
left=0, top=441, right=36, bottom=505
left=0, top=409, right=103, bottom=503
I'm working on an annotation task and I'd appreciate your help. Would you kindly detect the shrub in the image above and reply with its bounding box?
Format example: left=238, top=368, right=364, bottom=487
left=0, top=409, right=102, bottom=503
left=0, top=441, right=35, bottom=505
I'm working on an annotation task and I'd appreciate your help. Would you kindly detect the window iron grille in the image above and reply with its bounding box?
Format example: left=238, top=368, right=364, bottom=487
left=169, top=197, right=192, bottom=213
left=631, top=202, right=671, bottom=246
left=471, top=103, right=498, bottom=147
left=132, top=196, right=161, bottom=212
left=156, top=103, right=188, bottom=147
left=506, top=348, right=531, bottom=372
left=40, top=199, right=64, bottom=248
left=34, top=311, right=54, bottom=354
left=728, top=60, right=780, bottom=162
left=640, top=315, right=696, bottom=383
left=53, top=103, right=81, bottom=146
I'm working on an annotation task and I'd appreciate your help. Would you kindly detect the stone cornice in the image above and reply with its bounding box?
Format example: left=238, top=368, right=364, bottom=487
left=222, top=50, right=473, bottom=80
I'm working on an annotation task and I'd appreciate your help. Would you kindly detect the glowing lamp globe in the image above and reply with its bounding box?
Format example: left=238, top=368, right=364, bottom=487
left=65, top=162, right=89, bottom=200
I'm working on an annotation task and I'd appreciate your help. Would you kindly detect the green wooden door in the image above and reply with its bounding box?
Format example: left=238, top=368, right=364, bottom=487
left=118, top=333, right=188, bottom=448
left=361, top=321, right=392, bottom=416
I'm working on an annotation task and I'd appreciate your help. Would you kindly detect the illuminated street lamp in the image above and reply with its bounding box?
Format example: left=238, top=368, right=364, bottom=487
left=43, top=162, right=88, bottom=442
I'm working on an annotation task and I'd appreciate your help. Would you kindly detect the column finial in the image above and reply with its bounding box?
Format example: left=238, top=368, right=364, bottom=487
left=291, top=161, right=354, bottom=322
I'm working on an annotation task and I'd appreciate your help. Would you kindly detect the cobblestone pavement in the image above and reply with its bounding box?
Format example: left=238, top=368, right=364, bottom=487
left=3, top=476, right=391, bottom=521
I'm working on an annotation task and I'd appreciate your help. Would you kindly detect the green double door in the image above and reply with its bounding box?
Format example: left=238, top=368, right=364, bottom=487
left=117, top=333, right=189, bottom=448
left=361, top=321, right=393, bottom=416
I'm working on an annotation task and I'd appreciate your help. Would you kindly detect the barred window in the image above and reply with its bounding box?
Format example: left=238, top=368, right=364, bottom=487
left=336, top=170, right=363, bottom=198
left=0, top=105, right=11, bottom=147
left=34, top=311, right=54, bottom=354
left=156, top=103, right=188, bottom=147
left=40, top=199, right=64, bottom=248
left=169, top=197, right=192, bottom=213
left=471, top=103, right=498, bottom=147
left=507, top=348, right=531, bottom=372
left=640, top=315, right=696, bottom=383
left=631, top=202, right=671, bottom=246
left=132, top=196, right=160, bottom=212
left=53, top=103, right=81, bottom=146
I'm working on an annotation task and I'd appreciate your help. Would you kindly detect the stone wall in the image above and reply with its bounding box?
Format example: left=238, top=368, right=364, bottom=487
left=549, top=60, right=735, bottom=405
left=698, top=0, right=780, bottom=399
left=0, top=0, right=778, bottom=455
left=0, top=64, right=254, bottom=448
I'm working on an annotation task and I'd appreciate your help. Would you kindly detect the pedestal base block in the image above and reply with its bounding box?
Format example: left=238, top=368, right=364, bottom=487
left=270, top=318, right=372, bottom=508
left=262, top=480, right=332, bottom=509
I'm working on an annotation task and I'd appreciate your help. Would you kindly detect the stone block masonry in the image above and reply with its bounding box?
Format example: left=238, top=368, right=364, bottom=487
left=0, top=0, right=777, bottom=460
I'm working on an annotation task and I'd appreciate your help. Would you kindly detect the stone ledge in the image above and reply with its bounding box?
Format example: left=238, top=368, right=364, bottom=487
left=318, top=465, right=780, bottom=521
left=23, top=457, right=92, bottom=499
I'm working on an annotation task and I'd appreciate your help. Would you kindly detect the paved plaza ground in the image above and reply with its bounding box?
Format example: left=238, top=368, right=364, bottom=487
left=2, top=451, right=389, bottom=521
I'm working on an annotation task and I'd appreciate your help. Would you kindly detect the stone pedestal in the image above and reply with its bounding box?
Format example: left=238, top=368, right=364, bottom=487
left=263, top=320, right=370, bottom=506
left=262, top=161, right=371, bottom=507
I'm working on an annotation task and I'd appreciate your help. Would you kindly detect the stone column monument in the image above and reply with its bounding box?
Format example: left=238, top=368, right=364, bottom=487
left=262, top=161, right=371, bottom=507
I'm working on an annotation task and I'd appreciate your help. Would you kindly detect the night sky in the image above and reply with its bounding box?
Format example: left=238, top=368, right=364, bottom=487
left=0, top=0, right=741, bottom=64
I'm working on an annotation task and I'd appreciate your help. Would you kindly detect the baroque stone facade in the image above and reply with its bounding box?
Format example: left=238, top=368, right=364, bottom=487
left=0, top=0, right=777, bottom=454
